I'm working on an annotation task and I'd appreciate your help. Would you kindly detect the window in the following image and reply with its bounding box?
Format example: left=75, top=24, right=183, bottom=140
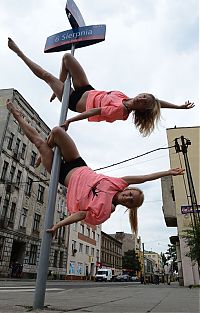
left=21, top=143, right=26, bottom=159
left=87, top=227, right=90, bottom=237
left=53, top=250, right=58, bottom=267
left=91, top=247, right=94, bottom=256
left=25, top=177, right=33, bottom=196
left=16, top=170, right=22, bottom=187
left=33, top=213, right=41, bottom=232
left=80, top=224, right=84, bottom=234
left=85, top=245, right=89, bottom=255
left=1, top=161, right=9, bottom=181
left=79, top=243, right=83, bottom=253
left=20, top=208, right=28, bottom=228
left=8, top=202, right=16, bottom=227
left=59, top=251, right=64, bottom=268
left=7, top=133, right=14, bottom=150
left=97, top=234, right=100, bottom=242
left=71, top=240, right=76, bottom=255
left=96, top=249, right=100, bottom=262
left=30, top=151, right=37, bottom=167
left=29, top=244, right=37, bottom=265
left=77, top=262, right=83, bottom=275
left=92, top=231, right=95, bottom=240
left=15, top=138, right=21, bottom=154
left=0, top=236, right=5, bottom=260
left=37, top=185, right=45, bottom=203
left=69, top=261, right=75, bottom=274
left=9, top=165, right=15, bottom=182
left=1, top=199, right=9, bottom=219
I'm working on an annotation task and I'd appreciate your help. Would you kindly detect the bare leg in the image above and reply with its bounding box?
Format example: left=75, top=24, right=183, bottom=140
left=8, top=38, right=63, bottom=102
left=48, top=126, right=80, bottom=162
left=50, top=53, right=90, bottom=102
left=6, top=99, right=53, bottom=172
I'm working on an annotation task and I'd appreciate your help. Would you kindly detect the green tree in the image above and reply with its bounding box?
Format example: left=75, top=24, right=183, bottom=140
left=181, top=220, right=200, bottom=269
left=122, top=249, right=141, bottom=273
left=165, top=244, right=177, bottom=272
left=161, top=252, right=167, bottom=265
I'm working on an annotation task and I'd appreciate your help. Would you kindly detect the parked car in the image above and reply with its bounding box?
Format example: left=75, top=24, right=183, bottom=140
left=130, top=275, right=140, bottom=282
left=115, top=274, right=131, bottom=282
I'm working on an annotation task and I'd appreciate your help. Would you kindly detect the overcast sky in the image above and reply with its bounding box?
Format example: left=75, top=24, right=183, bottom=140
left=0, top=0, right=199, bottom=253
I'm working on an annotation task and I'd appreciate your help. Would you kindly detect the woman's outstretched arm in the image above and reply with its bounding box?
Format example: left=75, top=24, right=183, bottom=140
left=47, top=211, right=86, bottom=236
left=158, top=99, right=194, bottom=109
left=60, top=108, right=101, bottom=130
left=122, top=168, right=184, bottom=185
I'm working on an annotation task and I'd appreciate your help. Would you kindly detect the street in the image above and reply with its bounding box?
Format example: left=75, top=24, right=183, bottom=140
left=0, top=280, right=199, bottom=313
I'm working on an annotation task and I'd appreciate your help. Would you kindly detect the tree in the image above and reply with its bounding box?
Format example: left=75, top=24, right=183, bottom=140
left=181, top=220, right=200, bottom=269
left=165, top=244, right=177, bottom=272
left=161, top=252, right=167, bottom=265
left=122, top=249, right=141, bottom=273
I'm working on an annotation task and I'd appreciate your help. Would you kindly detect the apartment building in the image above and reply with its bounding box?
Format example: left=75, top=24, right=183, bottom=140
left=0, top=88, right=68, bottom=278
left=66, top=221, right=101, bottom=279
left=161, top=126, right=199, bottom=286
left=101, top=231, right=122, bottom=275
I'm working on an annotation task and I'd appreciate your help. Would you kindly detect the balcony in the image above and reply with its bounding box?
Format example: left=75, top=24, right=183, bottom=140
left=161, top=176, right=177, bottom=227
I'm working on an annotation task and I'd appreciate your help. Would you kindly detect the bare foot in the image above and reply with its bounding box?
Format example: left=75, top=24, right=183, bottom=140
left=8, top=37, right=23, bottom=56
left=6, top=99, right=22, bottom=119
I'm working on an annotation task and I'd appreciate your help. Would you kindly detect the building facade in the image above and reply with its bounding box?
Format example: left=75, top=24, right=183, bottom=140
left=161, top=126, right=200, bottom=286
left=66, top=221, right=101, bottom=279
left=0, top=88, right=68, bottom=278
left=101, top=231, right=122, bottom=275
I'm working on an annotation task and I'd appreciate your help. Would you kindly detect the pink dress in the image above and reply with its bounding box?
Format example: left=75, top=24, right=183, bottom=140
left=67, top=167, right=128, bottom=225
left=86, top=90, right=129, bottom=122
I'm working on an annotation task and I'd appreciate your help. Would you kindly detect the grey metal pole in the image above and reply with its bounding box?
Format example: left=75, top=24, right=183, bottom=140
left=33, top=44, right=75, bottom=310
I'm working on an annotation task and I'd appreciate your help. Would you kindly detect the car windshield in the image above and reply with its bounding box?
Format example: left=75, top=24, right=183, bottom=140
left=97, top=271, right=108, bottom=276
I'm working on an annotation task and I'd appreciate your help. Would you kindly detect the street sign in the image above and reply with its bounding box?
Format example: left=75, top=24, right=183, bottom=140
left=181, top=205, right=200, bottom=214
left=44, top=24, right=106, bottom=53
left=65, top=0, right=85, bottom=28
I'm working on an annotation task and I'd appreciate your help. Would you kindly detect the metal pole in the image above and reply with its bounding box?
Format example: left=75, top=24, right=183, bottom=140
left=33, top=44, right=75, bottom=310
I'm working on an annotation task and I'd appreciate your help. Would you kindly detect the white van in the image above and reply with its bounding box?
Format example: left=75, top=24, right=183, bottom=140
left=95, top=268, right=112, bottom=282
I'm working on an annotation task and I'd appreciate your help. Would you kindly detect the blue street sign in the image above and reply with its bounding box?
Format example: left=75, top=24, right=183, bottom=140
left=181, top=205, right=200, bottom=214
left=65, top=0, right=85, bottom=28
left=44, top=24, right=106, bottom=53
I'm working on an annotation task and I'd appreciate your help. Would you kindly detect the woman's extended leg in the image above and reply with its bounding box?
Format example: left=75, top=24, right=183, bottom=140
left=8, top=38, right=64, bottom=101
left=6, top=99, right=53, bottom=172
left=8, top=38, right=90, bottom=102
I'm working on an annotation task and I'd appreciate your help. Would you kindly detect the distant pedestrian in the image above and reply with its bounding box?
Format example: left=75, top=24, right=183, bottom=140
left=164, top=263, right=171, bottom=285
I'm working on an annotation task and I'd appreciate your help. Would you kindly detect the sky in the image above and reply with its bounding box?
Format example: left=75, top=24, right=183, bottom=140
left=0, top=0, right=199, bottom=253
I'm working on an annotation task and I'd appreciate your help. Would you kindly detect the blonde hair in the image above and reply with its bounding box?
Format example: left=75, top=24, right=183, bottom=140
left=133, top=95, right=161, bottom=136
left=125, top=187, right=144, bottom=234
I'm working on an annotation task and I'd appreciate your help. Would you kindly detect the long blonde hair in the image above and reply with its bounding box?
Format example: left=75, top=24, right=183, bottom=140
left=133, top=95, right=161, bottom=136
left=126, top=187, right=144, bottom=234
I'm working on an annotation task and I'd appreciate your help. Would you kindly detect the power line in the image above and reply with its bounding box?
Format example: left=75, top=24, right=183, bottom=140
left=94, top=145, right=175, bottom=171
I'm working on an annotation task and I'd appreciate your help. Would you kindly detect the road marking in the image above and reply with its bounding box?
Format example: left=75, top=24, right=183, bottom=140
left=0, top=287, right=65, bottom=292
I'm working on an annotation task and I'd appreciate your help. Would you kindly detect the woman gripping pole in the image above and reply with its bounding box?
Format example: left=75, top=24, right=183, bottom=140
left=8, top=37, right=194, bottom=137
left=6, top=99, right=185, bottom=235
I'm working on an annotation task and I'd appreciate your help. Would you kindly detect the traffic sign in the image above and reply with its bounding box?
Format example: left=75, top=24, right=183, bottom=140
left=44, top=24, right=106, bottom=53
left=65, top=0, right=85, bottom=28
left=181, top=205, right=200, bottom=214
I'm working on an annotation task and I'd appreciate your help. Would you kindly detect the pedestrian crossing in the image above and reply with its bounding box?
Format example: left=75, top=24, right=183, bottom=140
left=0, top=286, right=65, bottom=293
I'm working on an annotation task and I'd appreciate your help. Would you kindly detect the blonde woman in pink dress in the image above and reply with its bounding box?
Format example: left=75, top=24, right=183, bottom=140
left=6, top=99, right=185, bottom=235
left=8, top=38, right=194, bottom=137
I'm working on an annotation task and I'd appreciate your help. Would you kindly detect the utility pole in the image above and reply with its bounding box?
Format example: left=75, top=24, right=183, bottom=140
left=174, top=136, right=199, bottom=229
left=33, top=0, right=106, bottom=309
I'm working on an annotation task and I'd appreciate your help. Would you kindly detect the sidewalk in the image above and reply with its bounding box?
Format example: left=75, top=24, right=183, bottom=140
left=0, top=282, right=199, bottom=313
